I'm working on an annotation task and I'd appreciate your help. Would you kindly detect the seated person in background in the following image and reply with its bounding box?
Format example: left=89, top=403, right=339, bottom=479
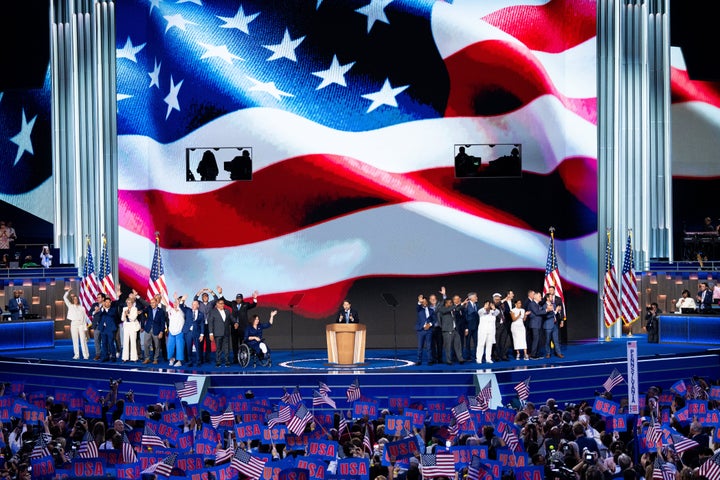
left=244, top=310, right=277, bottom=359
left=0, top=253, right=9, bottom=268
left=21, top=256, right=40, bottom=268
left=703, top=216, right=716, bottom=232
left=40, top=246, right=53, bottom=268
left=674, top=289, right=697, bottom=312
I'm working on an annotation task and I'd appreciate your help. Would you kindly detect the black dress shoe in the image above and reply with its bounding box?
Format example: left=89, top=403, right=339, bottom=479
left=415, top=362, right=422, bottom=366
left=445, top=361, right=452, bottom=365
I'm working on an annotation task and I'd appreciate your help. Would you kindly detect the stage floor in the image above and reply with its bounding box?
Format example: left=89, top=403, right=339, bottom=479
left=0, top=335, right=717, bottom=375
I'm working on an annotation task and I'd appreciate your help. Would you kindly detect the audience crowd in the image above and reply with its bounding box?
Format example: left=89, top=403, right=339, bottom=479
left=0, top=372, right=718, bottom=480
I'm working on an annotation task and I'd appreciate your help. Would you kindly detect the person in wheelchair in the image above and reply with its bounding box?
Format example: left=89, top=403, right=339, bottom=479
left=244, top=310, right=277, bottom=361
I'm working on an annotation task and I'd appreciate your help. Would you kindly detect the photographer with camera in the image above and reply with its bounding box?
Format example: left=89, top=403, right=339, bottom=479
left=643, top=303, right=661, bottom=344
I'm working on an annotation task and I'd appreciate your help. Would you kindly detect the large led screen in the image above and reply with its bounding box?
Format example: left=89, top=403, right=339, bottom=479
left=116, top=0, right=598, bottom=341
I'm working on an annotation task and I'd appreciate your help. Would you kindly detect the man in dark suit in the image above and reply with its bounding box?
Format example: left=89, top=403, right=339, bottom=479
left=141, top=297, right=167, bottom=364
left=217, top=287, right=258, bottom=363
left=541, top=294, right=564, bottom=358
left=436, top=298, right=464, bottom=365
left=336, top=300, right=359, bottom=323
left=94, top=297, right=118, bottom=362
left=415, top=295, right=435, bottom=365
left=462, top=292, right=479, bottom=361
left=547, top=285, right=567, bottom=344
left=697, top=282, right=713, bottom=311
left=526, top=292, right=545, bottom=359
left=7, top=290, right=29, bottom=321
left=207, top=298, right=236, bottom=367
left=180, top=299, right=205, bottom=367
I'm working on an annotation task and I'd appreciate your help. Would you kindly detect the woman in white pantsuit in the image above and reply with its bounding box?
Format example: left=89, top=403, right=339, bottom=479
left=121, top=298, right=140, bottom=362
left=476, top=301, right=498, bottom=364
left=64, top=290, right=90, bottom=360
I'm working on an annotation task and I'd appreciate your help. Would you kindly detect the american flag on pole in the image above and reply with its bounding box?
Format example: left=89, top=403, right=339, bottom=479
left=468, top=455, right=489, bottom=480
left=79, top=238, right=101, bottom=314
left=652, top=456, right=676, bottom=480
left=338, top=415, right=349, bottom=434
left=141, top=452, right=177, bottom=477
left=451, top=402, right=471, bottom=425
left=122, top=433, right=138, bottom=463
left=141, top=425, right=166, bottom=448
left=620, top=231, right=640, bottom=325
left=175, top=380, right=198, bottom=398
left=363, top=425, right=372, bottom=452
left=30, top=434, right=51, bottom=459
left=77, top=431, right=99, bottom=458
left=666, top=432, right=699, bottom=454
left=215, top=446, right=235, bottom=465
left=475, top=381, right=492, bottom=411
left=346, top=378, right=361, bottom=402
left=603, top=230, right=621, bottom=327
left=698, top=450, right=720, bottom=480
left=318, top=381, right=331, bottom=395
left=689, top=380, right=707, bottom=400
left=99, top=234, right=118, bottom=301
left=543, top=228, right=566, bottom=319
left=498, top=422, right=521, bottom=452
left=420, top=452, right=455, bottom=478
left=115, top=0, right=599, bottom=321
left=514, top=377, right=531, bottom=401
left=282, top=386, right=302, bottom=406
left=602, top=369, right=624, bottom=392
left=267, top=405, right=293, bottom=428
left=646, top=418, right=663, bottom=449
left=211, top=407, right=236, bottom=429
left=313, top=389, right=336, bottom=409
left=287, top=403, right=313, bottom=436
left=147, top=232, right=169, bottom=305
left=230, top=448, right=266, bottom=480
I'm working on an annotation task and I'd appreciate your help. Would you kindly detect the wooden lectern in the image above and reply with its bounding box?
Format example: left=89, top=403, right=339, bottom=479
left=326, top=323, right=366, bottom=365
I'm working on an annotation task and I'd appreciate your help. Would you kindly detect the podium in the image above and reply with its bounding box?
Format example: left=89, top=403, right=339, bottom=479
left=326, top=323, right=366, bottom=365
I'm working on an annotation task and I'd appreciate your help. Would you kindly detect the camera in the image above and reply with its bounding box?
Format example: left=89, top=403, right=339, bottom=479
left=583, top=448, right=595, bottom=465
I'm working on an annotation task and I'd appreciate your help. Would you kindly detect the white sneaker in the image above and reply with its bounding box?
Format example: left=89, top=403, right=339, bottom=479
left=487, top=360, right=494, bottom=364
left=174, top=361, right=182, bottom=367
left=169, top=358, right=175, bottom=365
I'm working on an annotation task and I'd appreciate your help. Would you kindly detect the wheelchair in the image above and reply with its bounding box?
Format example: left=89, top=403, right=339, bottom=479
left=238, top=341, right=271, bottom=368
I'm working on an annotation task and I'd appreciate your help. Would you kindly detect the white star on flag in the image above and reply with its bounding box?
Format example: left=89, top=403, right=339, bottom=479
left=312, top=55, right=355, bottom=90
left=117, top=36, right=146, bottom=62
left=361, top=78, right=408, bottom=113
left=164, top=13, right=197, bottom=34
left=218, top=5, right=260, bottom=34
left=356, top=0, right=394, bottom=33
left=263, top=28, right=306, bottom=62
left=148, top=58, right=161, bottom=89
left=164, top=76, right=184, bottom=120
left=10, top=108, right=37, bottom=166
left=246, top=77, right=294, bottom=101
left=198, top=42, right=243, bottom=64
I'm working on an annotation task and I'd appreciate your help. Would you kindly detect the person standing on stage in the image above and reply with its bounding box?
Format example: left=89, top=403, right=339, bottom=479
left=95, top=297, right=118, bottom=362
left=429, top=290, right=444, bottom=364
left=526, top=292, right=544, bottom=359
left=477, top=300, right=499, bottom=364
left=510, top=299, right=528, bottom=360
left=452, top=294, right=468, bottom=359
left=218, top=286, right=257, bottom=364
left=120, top=296, right=140, bottom=363
left=7, top=290, right=29, bottom=321
left=90, top=293, right=106, bottom=360
left=64, top=289, right=90, bottom=360
left=697, top=282, right=713, bottom=311
left=166, top=294, right=185, bottom=367
left=141, top=297, right=166, bottom=364
left=541, top=294, right=564, bottom=358
left=492, top=293, right=511, bottom=361
left=436, top=297, right=464, bottom=365
left=180, top=298, right=205, bottom=367
left=644, top=302, right=661, bottom=344
left=194, top=287, right=218, bottom=363
left=337, top=300, right=359, bottom=323
left=415, top=295, right=435, bottom=365
left=546, top=285, right=566, bottom=345
left=207, top=298, right=235, bottom=367
left=462, top=292, right=480, bottom=361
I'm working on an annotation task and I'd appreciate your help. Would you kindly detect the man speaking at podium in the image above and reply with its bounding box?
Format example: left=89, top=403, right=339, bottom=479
left=337, top=300, right=359, bottom=324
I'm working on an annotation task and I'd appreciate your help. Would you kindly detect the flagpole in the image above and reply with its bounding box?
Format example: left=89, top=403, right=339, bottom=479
left=604, top=228, right=613, bottom=342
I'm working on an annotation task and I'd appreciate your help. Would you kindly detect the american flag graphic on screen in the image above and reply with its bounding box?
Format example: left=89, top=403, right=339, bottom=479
left=115, top=0, right=599, bottom=315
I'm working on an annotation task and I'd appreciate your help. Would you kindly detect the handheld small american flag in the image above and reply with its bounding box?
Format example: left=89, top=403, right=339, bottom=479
left=79, top=238, right=101, bottom=314
left=543, top=228, right=566, bottom=320
left=476, top=381, right=492, bottom=411
left=620, top=231, right=640, bottom=325
left=602, top=369, right=624, bottom=392
left=646, top=418, right=663, bottom=447
left=698, top=450, right=720, bottom=480
left=215, top=446, right=234, bottom=465
left=318, top=381, right=331, bottom=395
left=122, top=433, right=138, bottom=463
left=142, top=452, right=177, bottom=477
left=77, top=431, right=99, bottom=458
left=667, top=432, right=699, bottom=454
left=338, top=415, right=349, bottom=434
left=603, top=231, right=621, bottom=327
left=282, top=386, right=302, bottom=406
left=652, top=456, right=676, bottom=480
left=420, top=452, right=455, bottom=478
left=313, top=389, right=336, bottom=409
left=141, top=425, right=166, bottom=448
left=514, top=377, right=531, bottom=401
left=99, top=234, right=117, bottom=301
left=211, top=407, right=236, bottom=429
left=287, top=403, right=313, bottom=436
left=689, top=380, right=707, bottom=400
left=175, top=380, right=198, bottom=398
left=451, top=402, right=471, bottom=425
left=346, top=378, right=361, bottom=402
left=230, top=448, right=266, bottom=480
left=468, top=454, right=488, bottom=480
left=499, top=424, right=521, bottom=452
left=147, top=233, right=169, bottom=305
left=363, top=425, right=372, bottom=452
left=30, top=434, right=51, bottom=459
